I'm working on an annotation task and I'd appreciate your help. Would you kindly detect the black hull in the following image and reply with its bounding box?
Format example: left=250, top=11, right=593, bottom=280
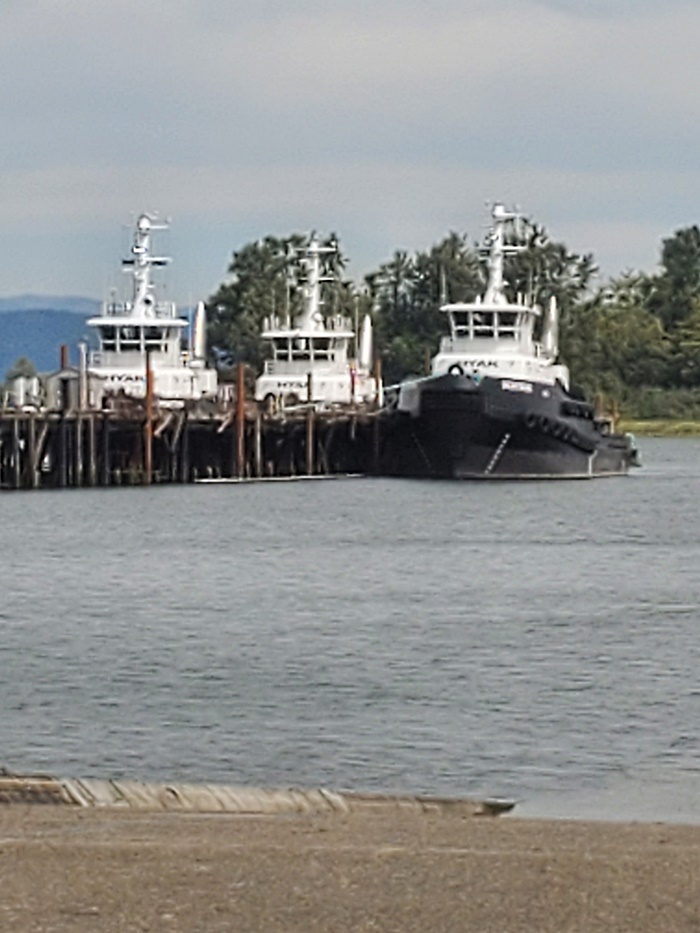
left=382, top=374, right=637, bottom=479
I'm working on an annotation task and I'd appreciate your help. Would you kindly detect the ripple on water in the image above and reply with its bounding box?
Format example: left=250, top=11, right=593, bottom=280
left=0, top=438, right=699, bottom=821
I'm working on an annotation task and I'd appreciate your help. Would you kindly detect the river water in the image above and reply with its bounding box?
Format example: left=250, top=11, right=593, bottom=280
left=1, top=437, right=698, bottom=823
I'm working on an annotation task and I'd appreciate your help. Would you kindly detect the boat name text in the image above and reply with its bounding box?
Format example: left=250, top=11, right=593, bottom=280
left=501, top=380, right=533, bottom=394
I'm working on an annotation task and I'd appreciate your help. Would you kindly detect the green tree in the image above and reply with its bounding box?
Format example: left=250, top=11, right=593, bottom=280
left=207, top=235, right=300, bottom=370
left=205, top=218, right=700, bottom=420
left=372, top=236, right=483, bottom=384
left=513, top=230, right=596, bottom=309
left=207, top=233, right=355, bottom=371
left=560, top=272, right=671, bottom=404
left=4, top=356, right=38, bottom=382
left=668, top=299, right=700, bottom=387
left=645, top=225, right=700, bottom=330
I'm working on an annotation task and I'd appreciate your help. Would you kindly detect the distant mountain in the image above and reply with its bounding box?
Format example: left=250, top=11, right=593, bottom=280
left=0, top=294, right=101, bottom=316
left=0, top=308, right=96, bottom=377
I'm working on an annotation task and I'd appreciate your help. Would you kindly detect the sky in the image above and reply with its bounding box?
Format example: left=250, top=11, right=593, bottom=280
left=1, top=0, right=699, bottom=305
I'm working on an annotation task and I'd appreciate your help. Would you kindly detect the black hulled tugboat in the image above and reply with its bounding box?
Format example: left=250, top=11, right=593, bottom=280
left=382, top=204, right=639, bottom=479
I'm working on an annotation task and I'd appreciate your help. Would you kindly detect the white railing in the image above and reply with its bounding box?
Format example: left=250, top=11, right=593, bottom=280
left=263, top=359, right=348, bottom=375
left=102, top=300, right=178, bottom=319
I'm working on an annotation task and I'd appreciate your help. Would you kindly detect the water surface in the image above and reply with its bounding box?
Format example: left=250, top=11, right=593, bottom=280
left=1, top=437, right=698, bottom=822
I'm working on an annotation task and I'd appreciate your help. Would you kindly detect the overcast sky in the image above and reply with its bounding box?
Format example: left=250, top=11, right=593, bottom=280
left=1, top=0, right=698, bottom=304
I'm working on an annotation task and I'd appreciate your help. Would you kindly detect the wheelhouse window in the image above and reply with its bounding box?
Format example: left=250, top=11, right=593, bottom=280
left=119, top=326, right=140, bottom=350
left=271, top=338, right=291, bottom=360
left=292, top=337, right=310, bottom=360
left=144, top=326, right=166, bottom=351
left=99, top=325, right=116, bottom=351
left=311, top=337, right=332, bottom=361
left=495, top=311, right=518, bottom=338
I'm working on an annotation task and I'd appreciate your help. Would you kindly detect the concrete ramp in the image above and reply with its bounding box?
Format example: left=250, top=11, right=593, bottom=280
left=0, top=770, right=514, bottom=816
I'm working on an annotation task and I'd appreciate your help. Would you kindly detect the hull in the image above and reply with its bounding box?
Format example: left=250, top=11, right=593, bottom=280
left=382, top=374, right=637, bottom=479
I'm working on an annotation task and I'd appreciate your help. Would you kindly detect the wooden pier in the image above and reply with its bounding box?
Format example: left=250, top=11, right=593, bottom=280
left=0, top=370, right=384, bottom=491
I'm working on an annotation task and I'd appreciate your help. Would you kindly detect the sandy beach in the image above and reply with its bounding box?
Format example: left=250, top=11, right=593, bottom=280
left=1, top=802, right=699, bottom=932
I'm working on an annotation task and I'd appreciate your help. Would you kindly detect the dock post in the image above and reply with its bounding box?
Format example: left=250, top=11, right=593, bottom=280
left=26, top=413, right=37, bottom=489
left=306, top=372, right=314, bottom=476
left=56, top=376, right=71, bottom=487
left=236, top=363, right=246, bottom=478
left=87, top=414, right=97, bottom=487
left=373, top=357, right=382, bottom=474
left=74, top=415, right=83, bottom=488
left=75, top=341, right=88, bottom=488
left=254, top=411, right=262, bottom=478
left=58, top=418, right=68, bottom=489
left=100, top=413, right=110, bottom=486
left=144, top=349, right=154, bottom=485
left=179, top=412, right=190, bottom=483
left=169, top=412, right=184, bottom=482
left=12, top=417, right=21, bottom=490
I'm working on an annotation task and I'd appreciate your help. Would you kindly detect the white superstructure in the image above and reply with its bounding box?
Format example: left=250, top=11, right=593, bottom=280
left=399, top=203, right=567, bottom=414
left=86, top=214, right=217, bottom=406
left=255, top=235, right=378, bottom=410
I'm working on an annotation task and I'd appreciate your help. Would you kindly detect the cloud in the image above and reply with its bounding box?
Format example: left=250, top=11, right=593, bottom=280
left=0, top=0, right=698, bottom=298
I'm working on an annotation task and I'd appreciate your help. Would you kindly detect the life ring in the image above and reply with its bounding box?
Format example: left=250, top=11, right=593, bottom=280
left=448, top=363, right=464, bottom=376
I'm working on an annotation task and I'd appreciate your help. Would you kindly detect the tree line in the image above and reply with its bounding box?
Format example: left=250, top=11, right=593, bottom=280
left=2, top=215, right=696, bottom=420
left=206, top=219, right=700, bottom=419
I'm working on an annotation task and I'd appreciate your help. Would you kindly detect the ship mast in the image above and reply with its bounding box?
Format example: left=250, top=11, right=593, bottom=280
left=122, top=213, right=171, bottom=317
left=298, top=235, right=336, bottom=331
left=483, top=203, right=522, bottom=306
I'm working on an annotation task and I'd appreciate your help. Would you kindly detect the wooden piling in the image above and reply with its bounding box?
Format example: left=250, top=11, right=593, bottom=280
left=0, top=388, right=386, bottom=491
left=87, top=414, right=97, bottom=487
left=12, top=417, right=21, bottom=490
left=306, top=373, right=314, bottom=476
left=236, top=364, right=246, bottom=478
left=58, top=417, right=68, bottom=489
left=254, top=411, right=262, bottom=478
left=179, top=413, right=190, bottom=483
left=144, top=350, right=154, bottom=485
left=74, top=415, right=83, bottom=488
left=26, top=413, right=37, bottom=489
left=373, top=357, right=383, bottom=474
left=170, top=412, right=184, bottom=482
left=56, top=376, right=71, bottom=488
left=100, top=414, right=110, bottom=486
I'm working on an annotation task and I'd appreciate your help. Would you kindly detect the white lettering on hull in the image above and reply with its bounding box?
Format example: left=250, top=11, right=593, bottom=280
left=501, top=379, right=533, bottom=393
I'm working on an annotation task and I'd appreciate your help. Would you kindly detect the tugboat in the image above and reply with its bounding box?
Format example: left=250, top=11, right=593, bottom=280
left=86, top=214, right=217, bottom=406
left=255, top=235, right=378, bottom=411
left=383, top=204, right=639, bottom=478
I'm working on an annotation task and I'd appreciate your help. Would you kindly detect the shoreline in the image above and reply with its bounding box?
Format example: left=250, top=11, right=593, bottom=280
left=2, top=802, right=699, bottom=932
left=618, top=418, right=700, bottom=436
left=3, top=768, right=698, bottom=826
left=2, top=773, right=700, bottom=929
